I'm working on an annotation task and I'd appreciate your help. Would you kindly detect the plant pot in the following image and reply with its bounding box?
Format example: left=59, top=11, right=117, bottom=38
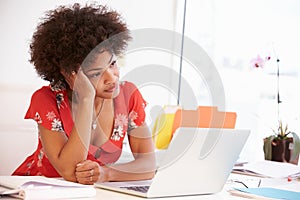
left=264, top=137, right=299, bottom=165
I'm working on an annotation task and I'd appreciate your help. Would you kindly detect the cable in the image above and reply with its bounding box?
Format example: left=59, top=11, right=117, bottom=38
left=177, top=0, right=187, bottom=105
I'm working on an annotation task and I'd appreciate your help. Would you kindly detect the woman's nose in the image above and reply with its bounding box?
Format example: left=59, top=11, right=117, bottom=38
left=103, top=68, right=118, bottom=84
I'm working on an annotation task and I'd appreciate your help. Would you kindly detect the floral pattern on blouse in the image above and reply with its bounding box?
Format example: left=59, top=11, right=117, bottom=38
left=56, top=93, right=65, bottom=109
left=111, top=114, right=128, bottom=141
left=111, top=125, right=124, bottom=141
left=51, top=118, right=64, bottom=132
left=37, top=149, right=44, bottom=167
left=34, top=112, right=42, bottom=124
left=46, top=111, right=56, bottom=121
left=129, top=111, right=139, bottom=129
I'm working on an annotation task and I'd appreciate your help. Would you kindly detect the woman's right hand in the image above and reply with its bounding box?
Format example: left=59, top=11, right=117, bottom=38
left=75, top=160, right=109, bottom=184
left=65, top=68, right=95, bottom=101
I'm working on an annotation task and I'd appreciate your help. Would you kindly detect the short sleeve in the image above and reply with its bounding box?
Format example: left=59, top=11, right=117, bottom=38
left=123, top=82, right=147, bottom=131
left=25, top=86, right=65, bottom=132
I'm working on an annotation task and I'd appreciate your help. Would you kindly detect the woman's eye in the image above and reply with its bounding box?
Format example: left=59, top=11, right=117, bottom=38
left=87, top=72, right=102, bottom=78
left=111, top=60, right=116, bottom=66
left=108, top=60, right=117, bottom=69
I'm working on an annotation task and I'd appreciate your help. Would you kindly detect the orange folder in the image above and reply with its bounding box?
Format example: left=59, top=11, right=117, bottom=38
left=152, top=106, right=237, bottom=149
left=172, top=106, right=236, bottom=136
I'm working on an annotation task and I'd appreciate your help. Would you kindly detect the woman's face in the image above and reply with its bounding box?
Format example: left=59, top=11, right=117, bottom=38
left=83, top=51, right=120, bottom=99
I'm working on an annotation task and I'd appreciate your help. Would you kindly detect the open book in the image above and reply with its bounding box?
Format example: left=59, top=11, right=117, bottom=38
left=0, top=176, right=96, bottom=199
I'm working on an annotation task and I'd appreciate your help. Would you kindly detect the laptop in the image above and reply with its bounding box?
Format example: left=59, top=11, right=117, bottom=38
left=94, top=127, right=250, bottom=198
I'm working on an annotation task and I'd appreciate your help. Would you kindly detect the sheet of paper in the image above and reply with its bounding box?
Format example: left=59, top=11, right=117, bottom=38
left=233, top=187, right=300, bottom=200
left=233, top=160, right=300, bottom=178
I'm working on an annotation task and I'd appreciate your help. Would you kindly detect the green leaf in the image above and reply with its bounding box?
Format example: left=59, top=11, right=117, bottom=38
left=290, top=132, right=300, bottom=161
left=263, top=136, right=275, bottom=160
left=284, top=124, right=288, bottom=135
left=279, top=120, right=283, bottom=136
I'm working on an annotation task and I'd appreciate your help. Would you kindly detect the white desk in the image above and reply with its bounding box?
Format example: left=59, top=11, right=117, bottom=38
left=1, top=173, right=299, bottom=199
left=82, top=173, right=300, bottom=200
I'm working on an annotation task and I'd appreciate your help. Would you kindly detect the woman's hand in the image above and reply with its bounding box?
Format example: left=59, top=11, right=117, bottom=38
left=63, top=68, right=95, bottom=101
left=75, top=160, right=108, bottom=184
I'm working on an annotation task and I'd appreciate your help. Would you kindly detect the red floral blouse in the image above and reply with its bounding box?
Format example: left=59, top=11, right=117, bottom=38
left=12, top=81, right=147, bottom=177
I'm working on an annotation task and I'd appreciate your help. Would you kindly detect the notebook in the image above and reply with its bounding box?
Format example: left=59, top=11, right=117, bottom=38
left=95, top=127, right=250, bottom=198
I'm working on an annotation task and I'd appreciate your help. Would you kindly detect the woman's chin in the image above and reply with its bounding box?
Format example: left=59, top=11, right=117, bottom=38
left=112, top=85, right=120, bottom=98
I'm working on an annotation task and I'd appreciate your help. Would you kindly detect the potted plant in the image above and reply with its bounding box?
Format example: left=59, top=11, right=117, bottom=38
left=251, top=47, right=300, bottom=164
left=263, top=120, right=300, bottom=165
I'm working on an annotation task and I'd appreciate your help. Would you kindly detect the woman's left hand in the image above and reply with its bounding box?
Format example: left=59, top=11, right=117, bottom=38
left=75, top=160, right=102, bottom=185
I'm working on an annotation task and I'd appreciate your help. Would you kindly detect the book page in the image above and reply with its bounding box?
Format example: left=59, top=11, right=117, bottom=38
left=0, top=176, right=96, bottom=199
left=0, top=176, right=91, bottom=188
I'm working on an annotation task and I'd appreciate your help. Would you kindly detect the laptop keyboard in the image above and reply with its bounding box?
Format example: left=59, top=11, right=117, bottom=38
left=120, top=186, right=150, bottom=193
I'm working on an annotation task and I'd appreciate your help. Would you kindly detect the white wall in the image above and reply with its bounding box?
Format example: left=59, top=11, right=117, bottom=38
left=0, top=0, right=177, bottom=86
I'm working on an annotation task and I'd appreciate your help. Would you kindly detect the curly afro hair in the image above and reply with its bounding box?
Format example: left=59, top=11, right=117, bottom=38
left=30, top=3, right=131, bottom=85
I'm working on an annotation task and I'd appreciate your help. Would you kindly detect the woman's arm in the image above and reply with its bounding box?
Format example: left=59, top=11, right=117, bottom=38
left=39, top=69, right=95, bottom=182
left=106, top=123, right=156, bottom=181
left=75, top=123, right=156, bottom=184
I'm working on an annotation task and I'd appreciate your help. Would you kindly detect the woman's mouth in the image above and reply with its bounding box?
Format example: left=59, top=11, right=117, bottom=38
left=105, top=85, right=116, bottom=93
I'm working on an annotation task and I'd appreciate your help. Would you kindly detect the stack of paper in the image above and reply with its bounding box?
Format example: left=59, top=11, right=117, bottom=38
left=0, top=176, right=96, bottom=199
left=232, top=160, right=300, bottom=178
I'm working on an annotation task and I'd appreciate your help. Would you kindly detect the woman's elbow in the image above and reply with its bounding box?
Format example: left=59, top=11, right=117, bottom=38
left=148, top=171, right=155, bottom=179
left=62, top=174, right=77, bottom=183
left=58, top=168, right=77, bottom=183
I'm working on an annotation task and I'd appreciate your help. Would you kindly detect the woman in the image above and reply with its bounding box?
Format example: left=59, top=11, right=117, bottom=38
left=12, top=3, right=156, bottom=185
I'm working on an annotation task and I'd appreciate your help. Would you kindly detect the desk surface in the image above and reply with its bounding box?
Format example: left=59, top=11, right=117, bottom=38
left=83, top=173, right=300, bottom=200
left=1, top=173, right=299, bottom=200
